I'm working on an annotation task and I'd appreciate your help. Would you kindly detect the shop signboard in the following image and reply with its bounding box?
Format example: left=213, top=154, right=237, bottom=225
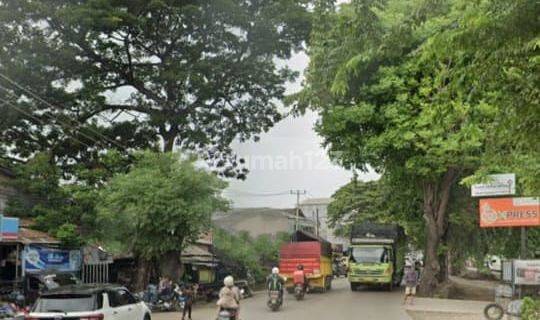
left=479, top=197, right=540, bottom=228
left=23, top=245, right=82, bottom=274
left=471, top=173, right=516, bottom=197
left=0, top=215, right=19, bottom=241
left=513, top=260, right=540, bottom=286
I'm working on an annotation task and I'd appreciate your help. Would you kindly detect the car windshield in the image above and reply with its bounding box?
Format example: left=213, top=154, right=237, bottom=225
left=351, top=247, right=389, bottom=264
left=33, top=294, right=97, bottom=312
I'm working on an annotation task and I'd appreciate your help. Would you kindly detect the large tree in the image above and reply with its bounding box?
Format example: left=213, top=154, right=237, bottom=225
left=0, top=0, right=312, bottom=178
left=298, top=0, right=538, bottom=295
left=98, top=151, right=227, bottom=288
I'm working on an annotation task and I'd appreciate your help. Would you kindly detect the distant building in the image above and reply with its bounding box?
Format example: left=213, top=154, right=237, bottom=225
left=213, top=207, right=315, bottom=238
left=300, top=197, right=348, bottom=246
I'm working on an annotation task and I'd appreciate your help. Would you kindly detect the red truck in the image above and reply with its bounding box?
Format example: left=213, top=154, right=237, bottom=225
left=279, top=231, right=333, bottom=293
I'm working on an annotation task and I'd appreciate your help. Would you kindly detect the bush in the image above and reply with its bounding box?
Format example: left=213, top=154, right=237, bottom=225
left=521, top=297, right=540, bottom=320
left=213, top=228, right=290, bottom=283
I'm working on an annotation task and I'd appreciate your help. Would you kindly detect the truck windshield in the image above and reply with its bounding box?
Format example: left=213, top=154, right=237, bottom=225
left=32, top=294, right=99, bottom=312
left=350, top=247, right=389, bottom=264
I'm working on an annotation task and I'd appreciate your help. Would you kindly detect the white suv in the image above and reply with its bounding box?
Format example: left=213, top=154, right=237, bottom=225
left=27, top=284, right=151, bottom=320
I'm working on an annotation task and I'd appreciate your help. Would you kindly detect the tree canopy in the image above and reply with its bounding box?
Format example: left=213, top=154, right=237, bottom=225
left=0, top=0, right=312, bottom=178
left=299, top=0, right=539, bottom=295
left=98, top=151, right=228, bottom=281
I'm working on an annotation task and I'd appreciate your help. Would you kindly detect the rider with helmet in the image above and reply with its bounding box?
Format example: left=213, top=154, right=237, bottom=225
left=293, top=264, right=308, bottom=292
left=266, top=267, right=285, bottom=300
left=217, top=276, right=240, bottom=320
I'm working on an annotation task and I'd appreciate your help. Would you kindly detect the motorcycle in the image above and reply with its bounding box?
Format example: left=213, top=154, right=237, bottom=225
left=217, top=308, right=238, bottom=320
left=267, top=290, right=282, bottom=312
left=294, top=283, right=305, bottom=301
left=154, top=284, right=183, bottom=312
left=235, top=280, right=253, bottom=299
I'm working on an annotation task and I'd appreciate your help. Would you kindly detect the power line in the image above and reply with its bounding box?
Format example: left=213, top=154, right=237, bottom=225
left=224, top=189, right=291, bottom=197
left=0, top=97, right=95, bottom=150
left=0, top=84, right=106, bottom=151
left=0, top=72, right=128, bottom=151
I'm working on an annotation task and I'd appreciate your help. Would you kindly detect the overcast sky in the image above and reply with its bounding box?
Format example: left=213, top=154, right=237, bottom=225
left=224, top=51, right=379, bottom=209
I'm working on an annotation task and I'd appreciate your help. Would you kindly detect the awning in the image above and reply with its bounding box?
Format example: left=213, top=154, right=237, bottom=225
left=0, top=227, right=59, bottom=245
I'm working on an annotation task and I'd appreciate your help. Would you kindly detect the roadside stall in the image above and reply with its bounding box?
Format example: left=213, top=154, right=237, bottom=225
left=0, top=216, right=83, bottom=306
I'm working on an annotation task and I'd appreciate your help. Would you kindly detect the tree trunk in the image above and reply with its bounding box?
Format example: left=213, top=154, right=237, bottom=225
left=159, top=250, right=182, bottom=282
left=134, top=257, right=151, bottom=292
left=418, top=168, right=458, bottom=296
left=163, top=135, right=175, bottom=152
left=437, top=232, right=449, bottom=283
left=420, top=220, right=441, bottom=295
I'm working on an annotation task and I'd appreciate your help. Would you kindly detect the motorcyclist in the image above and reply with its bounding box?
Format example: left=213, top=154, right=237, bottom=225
left=217, top=276, right=240, bottom=320
left=266, top=267, right=285, bottom=301
left=293, top=264, right=308, bottom=292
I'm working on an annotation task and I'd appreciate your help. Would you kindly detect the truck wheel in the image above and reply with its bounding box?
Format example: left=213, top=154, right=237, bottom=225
left=387, top=281, right=393, bottom=291
left=350, top=283, right=357, bottom=291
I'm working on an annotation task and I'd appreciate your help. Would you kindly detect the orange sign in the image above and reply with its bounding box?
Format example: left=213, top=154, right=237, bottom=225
left=479, top=197, right=540, bottom=227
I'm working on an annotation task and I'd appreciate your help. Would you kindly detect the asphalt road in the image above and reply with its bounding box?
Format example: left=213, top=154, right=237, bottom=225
left=153, top=278, right=411, bottom=320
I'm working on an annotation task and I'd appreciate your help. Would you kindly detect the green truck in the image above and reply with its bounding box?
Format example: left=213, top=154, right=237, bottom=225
left=347, top=223, right=404, bottom=291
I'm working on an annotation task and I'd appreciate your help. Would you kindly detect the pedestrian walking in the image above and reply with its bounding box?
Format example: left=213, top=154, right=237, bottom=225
left=403, top=262, right=419, bottom=305
left=181, top=284, right=194, bottom=320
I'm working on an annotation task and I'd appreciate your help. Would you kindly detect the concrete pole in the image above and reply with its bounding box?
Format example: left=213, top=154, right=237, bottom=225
left=316, top=208, right=320, bottom=237
left=290, top=190, right=306, bottom=231
left=520, top=227, right=527, bottom=259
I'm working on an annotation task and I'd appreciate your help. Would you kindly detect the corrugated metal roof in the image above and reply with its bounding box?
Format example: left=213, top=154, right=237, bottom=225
left=1, top=227, right=60, bottom=245
left=181, top=244, right=217, bottom=266
left=182, top=244, right=213, bottom=258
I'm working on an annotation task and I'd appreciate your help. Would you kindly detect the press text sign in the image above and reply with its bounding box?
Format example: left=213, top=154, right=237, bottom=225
left=479, top=197, right=539, bottom=227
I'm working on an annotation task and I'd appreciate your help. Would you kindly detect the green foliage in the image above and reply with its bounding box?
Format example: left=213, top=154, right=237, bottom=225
left=54, top=223, right=83, bottom=248
left=299, top=0, right=539, bottom=293
left=5, top=151, right=129, bottom=245
left=522, top=297, right=540, bottom=320
left=0, top=0, right=313, bottom=178
left=98, top=151, right=228, bottom=260
left=328, top=174, right=424, bottom=242
left=213, top=228, right=290, bottom=283
left=327, top=178, right=383, bottom=231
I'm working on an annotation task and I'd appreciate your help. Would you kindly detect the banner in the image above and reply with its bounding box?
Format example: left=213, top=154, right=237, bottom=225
left=514, top=260, right=540, bottom=285
left=479, top=197, right=540, bottom=227
left=471, top=173, right=515, bottom=197
left=23, top=245, right=82, bottom=274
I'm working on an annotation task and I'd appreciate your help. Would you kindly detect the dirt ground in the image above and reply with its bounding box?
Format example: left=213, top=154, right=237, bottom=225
left=438, top=276, right=497, bottom=301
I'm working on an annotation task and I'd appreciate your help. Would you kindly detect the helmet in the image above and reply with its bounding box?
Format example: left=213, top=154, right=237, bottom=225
left=272, top=267, right=279, bottom=275
left=297, top=264, right=304, bottom=270
left=224, top=275, right=234, bottom=287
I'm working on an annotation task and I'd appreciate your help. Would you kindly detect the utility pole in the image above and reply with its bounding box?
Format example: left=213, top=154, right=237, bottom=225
left=290, top=189, right=307, bottom=231
left=316, top=207, right=320, bottom=237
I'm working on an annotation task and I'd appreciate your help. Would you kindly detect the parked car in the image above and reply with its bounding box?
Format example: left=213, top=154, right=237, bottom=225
left=27, top=284, right=151, bottom=320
